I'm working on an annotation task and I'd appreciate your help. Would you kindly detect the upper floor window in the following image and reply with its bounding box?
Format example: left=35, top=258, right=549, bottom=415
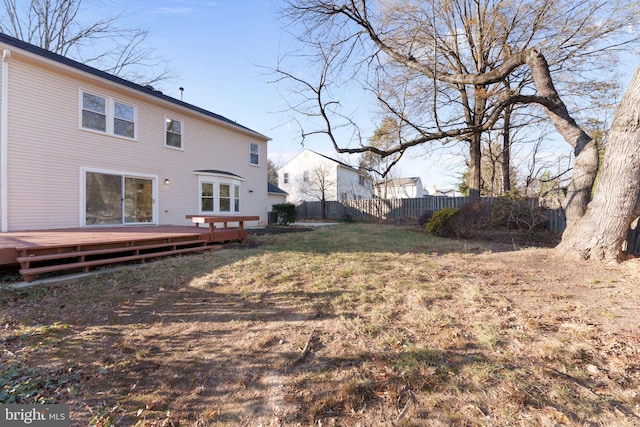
left=82, top=93, right=106, bottom=132
left=80, top=90, right=136, bottom=139
left=283, top=173, right=289, bottom=184
left=165, top=117, right=183, bottom=149
left=359, top=175, right=365, bottom=186
left=114, top=102, right=135, bottom=138
left=250, top=143, right=259, bottom=165
left=303, top=171, right=309, bottom=182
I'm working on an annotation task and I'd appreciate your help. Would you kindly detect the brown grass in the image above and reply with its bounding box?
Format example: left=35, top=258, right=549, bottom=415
left=1, top=223, right=639, bottom=426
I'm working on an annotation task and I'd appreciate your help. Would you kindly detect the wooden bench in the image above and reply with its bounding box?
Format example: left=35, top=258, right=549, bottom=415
left=185, top=215, right=259, bottom=244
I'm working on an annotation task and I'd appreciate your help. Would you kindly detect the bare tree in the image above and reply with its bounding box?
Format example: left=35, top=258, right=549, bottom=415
left=267, top=159, right=280, bottom=185
left=275, top=0, right=640, bottom=261
left=0, top=0, right=172, bottom=85
left=300, top=164, right=336, bottom=219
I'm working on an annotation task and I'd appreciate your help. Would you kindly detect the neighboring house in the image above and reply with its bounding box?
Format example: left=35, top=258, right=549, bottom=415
left=0, top=33, right=270, bottom=232
left=424, top=186, right=458, bottom=197
left=277, top=149, right=373, bottom=203
left=267, top=182, right=288, bottom=210
left=375, top=177, right=424, bottom=199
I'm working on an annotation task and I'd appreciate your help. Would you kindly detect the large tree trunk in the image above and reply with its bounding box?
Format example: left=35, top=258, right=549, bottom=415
left=468, top=85, right=488, bottom=200
left=502, top=105, right=512, bottom=193
left=556, top=66, right=640, bottom=261
left=526, top=50, right=599, bottom=227
left=469, top=134, right=482, bottom=199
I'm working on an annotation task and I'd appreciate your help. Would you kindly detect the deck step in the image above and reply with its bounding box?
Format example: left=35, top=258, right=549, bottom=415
left=17, top=239, right=216, bottom=282
left=16, top=239, right=207, bottom=264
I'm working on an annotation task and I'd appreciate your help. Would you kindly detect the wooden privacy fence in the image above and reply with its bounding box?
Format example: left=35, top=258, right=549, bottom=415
left=295, top=197, right=640, bottom=254
left=296, top=197, right=471, bottom=222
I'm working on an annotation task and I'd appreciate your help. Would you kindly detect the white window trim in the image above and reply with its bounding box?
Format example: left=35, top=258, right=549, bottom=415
left=249, top=142, right=260, bottom=166
left=78, top=89, right=138, bottom=141
left=79, top=166, right=158, bottom=226
left=195, top=172, right=244, bottom=215
left=164, top=115, right=185, bottom=151
left=113, top=98, right=137, bottom=139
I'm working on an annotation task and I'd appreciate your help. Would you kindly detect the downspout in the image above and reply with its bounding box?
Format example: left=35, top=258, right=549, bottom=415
left=1, top=49, right=9, bottom=232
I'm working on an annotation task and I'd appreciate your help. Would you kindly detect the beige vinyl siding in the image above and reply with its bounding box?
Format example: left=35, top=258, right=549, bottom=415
left=3, top=48, right=269, bottom=231
left=268, top=192, right=287, bottom=211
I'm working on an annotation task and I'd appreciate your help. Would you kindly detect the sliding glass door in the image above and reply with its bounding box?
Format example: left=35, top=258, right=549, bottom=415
left=85, top=172, right=154, bottom=225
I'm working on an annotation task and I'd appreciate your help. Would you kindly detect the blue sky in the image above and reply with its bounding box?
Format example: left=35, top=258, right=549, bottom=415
left=113, top=1, right=639, bottom=192
left=113, top=0, right=465, bottom=190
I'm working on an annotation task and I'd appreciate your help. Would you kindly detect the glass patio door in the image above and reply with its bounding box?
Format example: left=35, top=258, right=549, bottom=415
left=124, top=177, right=153, bottom=224
left=85, top=172, right=154, bottom=225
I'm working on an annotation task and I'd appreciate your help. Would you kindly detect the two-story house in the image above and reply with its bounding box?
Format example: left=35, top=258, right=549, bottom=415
left=277, top=149, right=373, bottom=203
left=0, top=33, right=270, bottom=232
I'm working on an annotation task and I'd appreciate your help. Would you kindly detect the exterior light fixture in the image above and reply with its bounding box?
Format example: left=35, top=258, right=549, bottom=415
left=164, top=178, right=170, bottom=185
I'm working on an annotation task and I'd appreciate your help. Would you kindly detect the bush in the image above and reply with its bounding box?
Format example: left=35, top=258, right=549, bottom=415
left=453, top=200, right=493, bottom=237
left=418, top=210, right=434, bottom=228
left=445, top=195, right=546, bottom=238
left=425, top=208, right=459, bottom=237
left=338, top=214, right=355, bottom=223
left=490, top=193, right=545, bottom=232
left=272, top=203, right=297, bottom=226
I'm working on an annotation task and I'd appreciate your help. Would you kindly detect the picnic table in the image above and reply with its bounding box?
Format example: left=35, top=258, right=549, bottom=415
left=185, top=215, right=260, bottom=244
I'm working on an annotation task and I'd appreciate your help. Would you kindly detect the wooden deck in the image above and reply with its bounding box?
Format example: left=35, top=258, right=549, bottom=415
left=0, top=225, right=248, bottom=282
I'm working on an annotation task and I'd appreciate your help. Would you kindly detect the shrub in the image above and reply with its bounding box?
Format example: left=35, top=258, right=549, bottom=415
left=272, top=203, right=297, bottom=226
left=447, top=195, right=546, bottom=237
left=490, top=193, right=545, bottom=232
left=425, top=208, right=459, bottom=237
left=453, top=200, right=493, bottom=237
left=338, top=214, right=355, bottom=223
left=418, top=210, right=434, bottom=228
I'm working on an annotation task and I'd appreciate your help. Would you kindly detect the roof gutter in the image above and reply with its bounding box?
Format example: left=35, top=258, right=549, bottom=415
left=1, top=48, right=9, bottom=232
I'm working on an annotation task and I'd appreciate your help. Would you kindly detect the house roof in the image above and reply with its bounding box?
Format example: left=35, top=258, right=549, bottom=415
left=194, top=169, right=244, bottom=179
left=0, top=32, right=270, bottom=141
left=268, top=182, right=288, bottom=195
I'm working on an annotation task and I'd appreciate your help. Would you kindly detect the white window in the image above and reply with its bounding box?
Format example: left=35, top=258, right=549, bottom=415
left=220, top=183, right=231, bottom=212
left=250, top=143, right=259, bottom=165
left=81, top=93, right=106, bottom=132
left=201, top=183, right=214, bottom=212
left=283, top=173, right=289, bottom=184
left=303, top=171, right=309, bottom=182
left=165, top=117, right=183, bottom=149
left=114, top=101, right=135, bottom=138
left=234, top=185, right=240, bottom=212
left=80, top=90, right=136, bottom=139
left=196, top=172, right=243, bottom=214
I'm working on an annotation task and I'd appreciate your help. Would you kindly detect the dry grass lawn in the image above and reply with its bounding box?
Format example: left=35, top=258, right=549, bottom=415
left=1, top=223, right=640, bottom=426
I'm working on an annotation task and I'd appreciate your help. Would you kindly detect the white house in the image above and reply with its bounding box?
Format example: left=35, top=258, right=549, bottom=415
left=267, top=182, right=288, bottom=210
left=424, top=185, right=458, bottom=197
left=0, top=33, right=271, bottom=232
left=374, top=177, right=424, bottom=199
left=277, top=149, right=373, bottom=203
